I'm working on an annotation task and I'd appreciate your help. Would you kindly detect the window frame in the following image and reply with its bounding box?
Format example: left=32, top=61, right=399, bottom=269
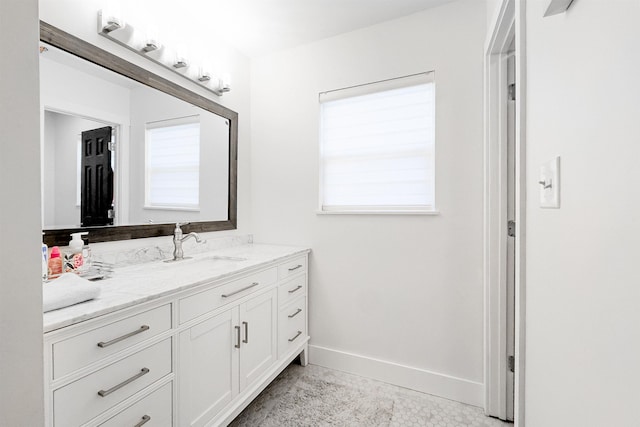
left=144, top=115, right=201, bottom=211
left=318, top=72, right=438, bottom=215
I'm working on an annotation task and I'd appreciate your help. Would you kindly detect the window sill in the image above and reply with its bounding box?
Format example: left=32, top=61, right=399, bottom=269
left=144, top=205, right=200, bottom=212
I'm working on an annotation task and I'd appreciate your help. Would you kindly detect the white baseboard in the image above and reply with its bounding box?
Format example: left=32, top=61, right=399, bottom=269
left=308, top=345, right=484, bottom=407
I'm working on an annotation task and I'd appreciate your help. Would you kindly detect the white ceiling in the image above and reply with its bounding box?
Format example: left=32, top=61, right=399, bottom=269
left=138, top=0, right=456, bottom=58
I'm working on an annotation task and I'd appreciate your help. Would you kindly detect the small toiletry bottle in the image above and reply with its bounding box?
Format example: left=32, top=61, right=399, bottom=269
left=41, top=234, right=48, bottom=281
left=67, top=232, right=88, bottom=273
left=48, top=246, right=63, bottom=279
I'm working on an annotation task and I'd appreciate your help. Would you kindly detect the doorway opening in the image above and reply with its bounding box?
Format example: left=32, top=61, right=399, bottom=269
left=484, top=0, right=525, bottom=425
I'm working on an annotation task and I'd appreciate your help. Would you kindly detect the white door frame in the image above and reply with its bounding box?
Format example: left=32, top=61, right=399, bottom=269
left=484, top=0, right=526, bottom=425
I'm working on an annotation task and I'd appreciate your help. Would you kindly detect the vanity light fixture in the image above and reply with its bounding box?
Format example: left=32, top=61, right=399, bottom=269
left=219, top=75, right=231, bottom=93
left=142, top=25, right=161, bottom=53
left=173, top=58, right=188, bottom=69
left=142, top=40, right=160, bottom=53
left=198, top=73, right=211, bottom=82
left=101, top=17, right=124, bottom=33
left=198, top=63, right=212, bottom=82
left=97, top=10, right=230, bottom=96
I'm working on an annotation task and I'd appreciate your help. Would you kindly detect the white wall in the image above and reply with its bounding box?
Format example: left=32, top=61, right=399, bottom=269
left=251, top=0, right=486, bottom=404
left=525, top=1, right=640, bottom=426
left=40, top=0, right=253, bottom=235
left=0, top=0, right=45, bottom=424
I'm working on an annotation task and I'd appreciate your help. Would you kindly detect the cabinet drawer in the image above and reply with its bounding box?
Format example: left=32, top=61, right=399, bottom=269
left=99, top=382, right=172, bottom=427
left=278, top=297, right=306, bottom=358
left=277, top=256, right=307, bottom=281
left=53, top=304, right=172, bottom=380
left=54, top=338, right=172, bottom=427
left=278, top=274, right=306, bottom=308
left=179, top=268, right=277, bottom=324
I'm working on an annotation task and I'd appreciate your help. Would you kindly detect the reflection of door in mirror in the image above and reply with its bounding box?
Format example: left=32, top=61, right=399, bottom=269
left=80, top=126, right=114, bottom=227
left=42, top=110, right=120, bottom=229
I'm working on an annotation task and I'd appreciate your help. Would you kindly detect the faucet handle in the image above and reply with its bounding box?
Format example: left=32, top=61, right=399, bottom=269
left=175, top=221, right=190, bottom=229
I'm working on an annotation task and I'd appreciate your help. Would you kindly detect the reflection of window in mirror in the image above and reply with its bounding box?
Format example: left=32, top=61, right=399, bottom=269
left=145, top=115, right=201, bottom=211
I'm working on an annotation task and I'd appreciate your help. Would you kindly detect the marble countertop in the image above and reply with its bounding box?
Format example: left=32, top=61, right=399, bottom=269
left=43, top=243, right=310, bottom=333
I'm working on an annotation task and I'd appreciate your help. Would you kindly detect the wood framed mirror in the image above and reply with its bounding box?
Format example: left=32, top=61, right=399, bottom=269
left=40, top=21, right=237, bottom=247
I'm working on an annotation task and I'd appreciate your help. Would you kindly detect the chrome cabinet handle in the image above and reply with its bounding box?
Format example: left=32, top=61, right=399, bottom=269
left=242, top=321, right=249, bottom=344
left=97, top=325, right=150, bottom=348
left=134, top=415, right=151, bottom=427
left=288, top=308, right=302, bottom=318
left=98, top=368, right=149, bottom=397
left=288, top=331, right=303, bottom=342
left=288, top=285, right=303, bottom=294
left=222, top=282, right=259, bottom=298
left=235, top=325, right=241, bottom=348
left=288, top=264, right=303, bottom=272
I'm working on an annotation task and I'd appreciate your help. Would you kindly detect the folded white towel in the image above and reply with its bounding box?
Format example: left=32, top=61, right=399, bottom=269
left=43, top=273, right=101, bottom=313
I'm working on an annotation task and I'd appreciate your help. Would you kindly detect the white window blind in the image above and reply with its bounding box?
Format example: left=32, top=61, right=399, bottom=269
left=145, top=116, right=200, bottom=209
left=319, top=72, right=435, bottom=213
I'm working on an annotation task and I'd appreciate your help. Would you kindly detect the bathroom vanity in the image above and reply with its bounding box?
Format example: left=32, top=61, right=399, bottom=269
left=38, top=22, right=307, bottom=426
left=42, top=243, right=310, bottom=426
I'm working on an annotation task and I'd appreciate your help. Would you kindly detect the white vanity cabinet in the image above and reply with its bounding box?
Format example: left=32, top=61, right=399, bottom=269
left=178, top=288, right=278, bottom=427
left=178, top=307, right=237, bottom=426
left=43, top=248, right=309, bottom=427
left=238, top=288, right=278, bottom=391
left=44, top=303, right=175, bottom=427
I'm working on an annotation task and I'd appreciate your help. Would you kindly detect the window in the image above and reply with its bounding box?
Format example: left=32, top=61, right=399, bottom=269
left=145, top=116, right=200, bottom=210
left=319, top=72, right=435, bottom=213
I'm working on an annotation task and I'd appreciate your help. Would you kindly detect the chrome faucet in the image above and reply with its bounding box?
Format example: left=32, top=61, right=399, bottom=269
left=172, top=222, right=204, bottom=261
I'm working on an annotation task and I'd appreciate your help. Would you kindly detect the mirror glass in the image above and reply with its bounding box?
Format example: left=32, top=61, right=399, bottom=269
left=40, top=42, right=230, bottom=230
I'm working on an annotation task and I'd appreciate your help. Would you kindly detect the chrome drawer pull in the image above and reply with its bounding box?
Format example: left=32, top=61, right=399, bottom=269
left=222, top=282, right=259, bottom=298
left=97, top=325, right=150, bottom=348
left=235, top=325, right=241, bottom=349
left=288, top=331, right=303, bottom=342
left=98, top=368, right=149, bottom=397
left=242, top=321, right=249, bottom=344
left=288, top=285, right=303, bottom=294
left=134, top=415, right=151, bottom=427
left=288, top=308, right=302, bottom=318
left=288, top=264, right=303, bottom=272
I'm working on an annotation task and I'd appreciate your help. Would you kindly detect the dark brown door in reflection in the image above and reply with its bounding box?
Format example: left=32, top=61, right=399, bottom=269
left=81, top=126, right=114, bottom=226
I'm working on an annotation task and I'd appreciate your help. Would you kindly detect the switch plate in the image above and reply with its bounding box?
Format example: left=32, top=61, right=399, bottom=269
left=539, top=156, right=560, bottom=208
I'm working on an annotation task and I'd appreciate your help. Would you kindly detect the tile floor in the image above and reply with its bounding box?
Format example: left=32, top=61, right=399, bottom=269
left=230, top=362, right=512, bottom=427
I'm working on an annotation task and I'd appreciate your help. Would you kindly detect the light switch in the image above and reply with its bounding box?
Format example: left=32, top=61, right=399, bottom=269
left=539, top=156, right=560, bottom=208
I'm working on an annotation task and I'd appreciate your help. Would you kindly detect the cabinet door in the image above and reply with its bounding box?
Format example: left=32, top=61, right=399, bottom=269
left=239, top=288, right=277, bottom=391
left=178, top=309, right=239, bottom=427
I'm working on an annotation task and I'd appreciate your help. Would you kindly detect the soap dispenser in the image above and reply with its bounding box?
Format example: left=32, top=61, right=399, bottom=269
left=67, top=232, right=88, bottom=272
